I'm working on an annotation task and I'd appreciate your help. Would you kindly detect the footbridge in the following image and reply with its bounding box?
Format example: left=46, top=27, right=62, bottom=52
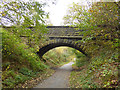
left=37, top=26, right=88, bottom=57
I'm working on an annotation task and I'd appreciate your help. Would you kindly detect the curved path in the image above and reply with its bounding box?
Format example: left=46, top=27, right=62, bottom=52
left=34, top=62, right=74, bottom=88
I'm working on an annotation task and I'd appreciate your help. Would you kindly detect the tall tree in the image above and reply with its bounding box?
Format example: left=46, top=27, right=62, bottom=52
left=63, top=1, right=119, bottom=58
left=63, top=2, right=91, bottom=27
left=0, top=0, right=49, bottom=47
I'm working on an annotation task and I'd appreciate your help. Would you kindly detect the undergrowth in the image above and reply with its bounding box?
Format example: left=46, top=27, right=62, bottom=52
left=69, top=49, right=119, bottom=88
left=2, top=29, right=49, bottom=88
left=2, top=29, right=74, bottom=88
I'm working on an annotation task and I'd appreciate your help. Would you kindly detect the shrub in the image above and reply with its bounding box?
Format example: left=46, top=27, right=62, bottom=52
left=2, top=29, right=47, bottom=71
left=19, top=68, right=37, bottom=77
left=74, top=51, right=89, bottom=67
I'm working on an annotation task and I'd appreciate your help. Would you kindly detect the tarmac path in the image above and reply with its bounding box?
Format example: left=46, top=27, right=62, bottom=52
left=34, top=62, right=74, bottom=88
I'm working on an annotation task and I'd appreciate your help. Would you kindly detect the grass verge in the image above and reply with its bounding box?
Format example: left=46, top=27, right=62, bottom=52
left=15, top=68, right=55, bottom=88
left=69, top=62, right=119, bottom=88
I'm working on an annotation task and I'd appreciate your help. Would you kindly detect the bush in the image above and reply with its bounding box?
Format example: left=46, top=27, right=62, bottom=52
left=2, top=72, right=30, bottom=88
left=73, top=51, right=89, bottom=67
left=2, top=29, right=47, bottom=71
left=19, top=68, right=38, bottom=77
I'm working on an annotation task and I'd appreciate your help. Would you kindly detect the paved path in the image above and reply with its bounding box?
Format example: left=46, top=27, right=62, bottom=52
left=34, top=62, right=74, bottom=88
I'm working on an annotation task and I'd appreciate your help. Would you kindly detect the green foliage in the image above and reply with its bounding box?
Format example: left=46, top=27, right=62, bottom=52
left=65, top=2, right=119, bottom=88
left=75, top=53, right=89, bottom=67
left=64, top=2, right=119, bottom=40
left=43, top=47, right=74, bottom=66
left=76, top=58, right=88, bottom=67
left=1, top=0, right=53, bottom=88
left=18, top=67, right=39, bottom=77
left=63, top=2, right=90, bottom=27
left=2, top=77, right=16, bottom=88
left=1, top=0, right=48, bottom=48
left=2, top=29, right=47, bottom=71
left=2, top=69, right=16, bottom=81
left=70, top=71, right=99, bottom=88
left=70, top=50, right=118, bottom=88
left=1, top=0, right=48, bottom=26
left=2, top=62, right=10, bottom=70
left=2, top=70, right=30, bottom=88
left=72, top=48, right=89, bottom=67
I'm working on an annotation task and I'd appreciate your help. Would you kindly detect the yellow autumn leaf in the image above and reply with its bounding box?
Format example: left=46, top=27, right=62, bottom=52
left=2, top=13, right=6, bottom=16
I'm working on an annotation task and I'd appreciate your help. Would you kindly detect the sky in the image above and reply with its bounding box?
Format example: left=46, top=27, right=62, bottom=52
left=1, top=0, right=89, bottom=26
left=38, top=0, right=119, bottom=26
left=16, top=0, right=87, bottom=26
left=44, top=0, right=89, bottom=26
left=2, top=0, right=119, bottom=26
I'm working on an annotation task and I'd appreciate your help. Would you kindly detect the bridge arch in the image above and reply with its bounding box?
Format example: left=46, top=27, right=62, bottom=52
left=37, top=39, right=87, bottom=58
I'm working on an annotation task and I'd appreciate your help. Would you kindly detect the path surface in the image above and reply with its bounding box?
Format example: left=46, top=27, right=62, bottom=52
left=34, top=62, right=74, bottom=88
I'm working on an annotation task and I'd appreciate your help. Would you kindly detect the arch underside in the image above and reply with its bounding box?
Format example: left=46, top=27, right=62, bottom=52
left=37, top=42, right=87, bottom=58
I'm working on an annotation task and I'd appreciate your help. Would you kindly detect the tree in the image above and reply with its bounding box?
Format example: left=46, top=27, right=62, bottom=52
left=64, top=2, right=119, bottom=41
left=1, top=0, right=47, bottom=26
left=63, top=2, right=119, bottom=88
left=88, top=2, right=119, bottom=44
left=0, top=0, right=49, bottom=48
left=63, top=2, right=91, bottom=27
left=63, top=1, right=119, bottom=61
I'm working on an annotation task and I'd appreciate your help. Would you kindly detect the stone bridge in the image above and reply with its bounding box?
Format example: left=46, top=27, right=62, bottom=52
left=37, top=26, right=88, bottom=57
